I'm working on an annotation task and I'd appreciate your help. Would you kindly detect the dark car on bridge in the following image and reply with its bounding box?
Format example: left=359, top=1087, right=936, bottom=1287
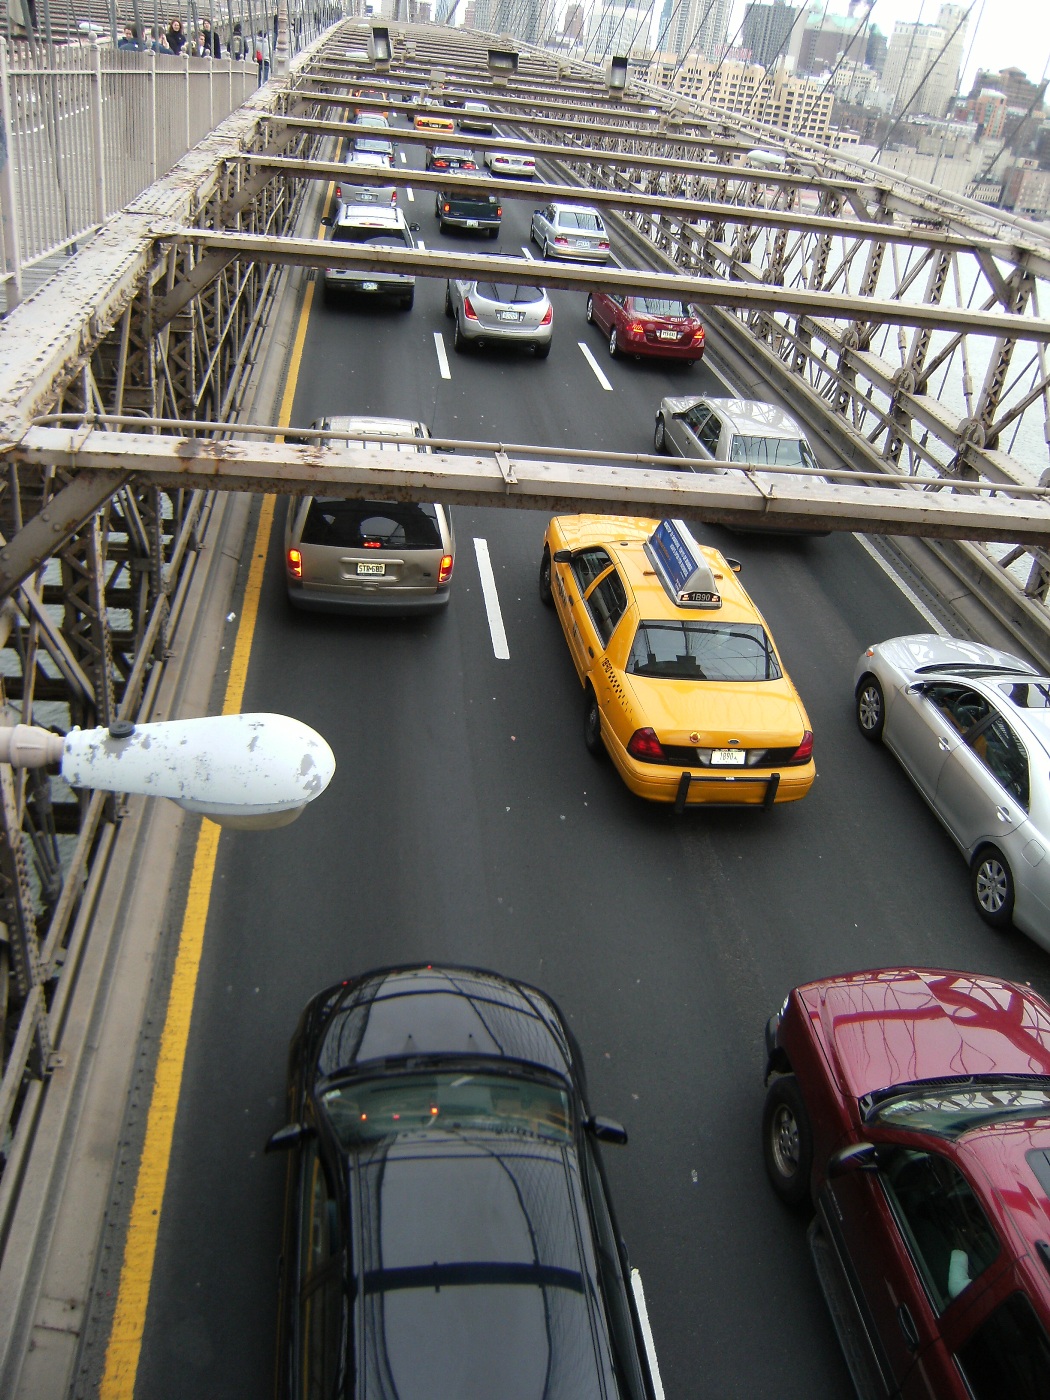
left=267, top=964, right=657, bottom=1400
left=763, top=965, right=1050, bottom=1400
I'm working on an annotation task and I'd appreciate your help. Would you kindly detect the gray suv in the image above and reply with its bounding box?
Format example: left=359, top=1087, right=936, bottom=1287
left=322, top=206, right=418, bottom=310
left=284, top=417, right=455, bottom=615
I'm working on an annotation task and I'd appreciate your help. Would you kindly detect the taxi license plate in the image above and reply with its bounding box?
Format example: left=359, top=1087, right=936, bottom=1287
left=361, top=281, right=379, bottom=292
left=497, top=310, right=521, bottom=322
left=465, top=219, right=478, bottom=228
left=658, top=329, right=678, bottom=340
left=712, top=748, right=746, bottom=765
left=356, top=561, right=385, bottom=575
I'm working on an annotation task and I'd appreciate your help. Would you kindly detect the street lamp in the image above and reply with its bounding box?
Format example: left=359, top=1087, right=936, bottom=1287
left=0, top=712, right=336, bottom=829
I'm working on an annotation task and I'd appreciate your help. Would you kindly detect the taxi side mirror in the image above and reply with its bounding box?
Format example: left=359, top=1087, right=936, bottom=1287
left=265, top=1122, right=316, bottom=1153
left=725, top=557, right=742, bottom=572
left=320, top=214, right=334, bottom=227
left=552, top=549, right=572, bottom=564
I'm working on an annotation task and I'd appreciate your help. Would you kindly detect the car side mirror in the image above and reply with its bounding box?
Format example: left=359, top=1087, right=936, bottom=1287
left=724, top=557, right=742, bottom=573
left=904, top=682, right=927, bottom=696
left=265, top=1122, right=315, bottom=1153
left=283, top=433, right=308, bottom=446
left=409, top=222, right=420, bottom=232
left=552, top=549, right=572, bottom=564
left=320, top=214, right=334, bottom=227
left=827, top=1141, right=879, bottom=1176
left=587, top=1115, right=628, bottom=1145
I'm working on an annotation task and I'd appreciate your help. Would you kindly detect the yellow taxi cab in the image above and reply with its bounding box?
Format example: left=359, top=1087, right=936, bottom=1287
left=413, top=110, right=455, bottom=134
left=539, top=515, right=815, bottom=811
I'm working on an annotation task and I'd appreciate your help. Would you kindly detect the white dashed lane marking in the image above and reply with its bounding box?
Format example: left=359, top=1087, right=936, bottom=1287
left=433, top=333, right=451, bottom=380
left=473, top=538, right=510, bottom=660
left=578, top=341, right=613, bottom=391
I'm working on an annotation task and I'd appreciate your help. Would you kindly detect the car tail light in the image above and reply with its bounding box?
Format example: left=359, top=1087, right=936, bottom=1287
left=789, top=730, right=814, bottom=764
left=628, top=728, right=665, bottom=761
left=438, top=554, right=454, bottom=584
left=540, top=304, right=553, bottom=326
left=692, top=328, right=706, bottom=345
left=463, top=161, right=476, bottom=169
left=334, top=184, right=342, bottom=200
left=435, top=159, right=448, bottom=167
left=287, top=548, right=303, bottom=579
left=598, top=240, right=610, bottom=249
left=628, top=321, right=645, bottom=336
left=463, top=297, right=479, bottom=320
left=554, top=235, right=569, bottom=245
left=496, top=206, right=503, bottom=216
left=363, top=540, right=383, bottom=549
left=442, top=202, right=451, bottom=214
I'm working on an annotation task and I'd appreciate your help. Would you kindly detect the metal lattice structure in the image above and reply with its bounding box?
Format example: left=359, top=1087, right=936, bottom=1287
left=4, top=17, right=1050, bottom=1342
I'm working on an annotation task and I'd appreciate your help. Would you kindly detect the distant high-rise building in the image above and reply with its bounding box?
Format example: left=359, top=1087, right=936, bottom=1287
left=865, top=26, right=887, bottom=76
left=883, top=2, right=970, bottom=119
left=584, top=1, right=648, bottom=58
left=741, top=1, right=801, bottom=71
left=797, top=2, right=872, bottom=76
left=563, top=1, right=584, bottom=42
left=472, top=0, right=551, bottom=43
left=659, top=0, right=732, bottom=62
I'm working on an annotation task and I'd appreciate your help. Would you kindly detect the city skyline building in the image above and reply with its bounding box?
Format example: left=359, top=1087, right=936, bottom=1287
left=882, top=2, right=970, bottom=119
left=741, top=0, right=801, bottom=71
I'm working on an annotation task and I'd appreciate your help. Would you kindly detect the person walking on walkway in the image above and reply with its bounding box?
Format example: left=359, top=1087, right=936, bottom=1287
left=165, top=16, right=186, bottom=53
left=201, top=17, right=221, bottom=56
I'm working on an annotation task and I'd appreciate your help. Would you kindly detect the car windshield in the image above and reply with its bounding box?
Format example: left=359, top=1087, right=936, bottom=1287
left=558, top=210, right=602, bottom=230
left=319, top=1070, right=572, bottom=1146
left=729, top=434, right=817, bottom=469
left=475, top=282, right=544, bottom=303
left=300, top=499, right=441, bottom=550
left=632, top=297, right=690, bottom=317
left=998, top=679, right=1050, bottom=707
left=866, top=1078, right=1050, bottom=1137
left=627, top=621, right=783, bottom=681
left=354, top=138, right=392, bottom=154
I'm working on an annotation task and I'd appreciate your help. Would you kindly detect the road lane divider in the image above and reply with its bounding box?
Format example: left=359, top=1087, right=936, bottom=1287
left=631, top=1269, right=665, bottom=1400
left=473, top=538, right=510, bottom=660
left=521, top=246, right=534, bottom=260
left=578, top=341, right=613, bottom=391
left=406, top=187, right=414, bottom=202
left=433, top=333, right=451, bottom=380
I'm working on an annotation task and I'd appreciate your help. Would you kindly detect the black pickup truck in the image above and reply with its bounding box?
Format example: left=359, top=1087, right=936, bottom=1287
left=434, top=185, right=502, bottom=237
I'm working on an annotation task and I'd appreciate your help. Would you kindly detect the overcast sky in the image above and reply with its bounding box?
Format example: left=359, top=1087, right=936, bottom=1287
left=745, top=1, right=1050, bottom=88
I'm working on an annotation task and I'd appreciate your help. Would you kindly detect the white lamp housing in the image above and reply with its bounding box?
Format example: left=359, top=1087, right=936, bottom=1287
left=0, top=713, right=336, bottom=829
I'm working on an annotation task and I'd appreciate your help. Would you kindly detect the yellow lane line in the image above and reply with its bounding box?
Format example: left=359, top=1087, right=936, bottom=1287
left=99, top=232, right=322, bottom=1398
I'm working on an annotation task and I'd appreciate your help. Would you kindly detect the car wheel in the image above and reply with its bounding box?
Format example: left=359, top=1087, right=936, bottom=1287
left=654, top=416, right=666, bottom=453
left=583, top=688, right=603, bottom=756
left=529, top=221, right=537, bottom=245
left=762, top=1075, right=813, bottom=1209
left=585, top=294, right=595, bottom=324
left=538, top=547, right=554, bottom=607
left=400, top=291, right=414, bottom=311
left=437, top=218, right=448, bottom=234
left=855, top=674, right=885, bottom=742
left=543, top=240, right=552, bottom=260
left=534, top=341, right=551, bottom=360
left=453, top=316, right=467, bottom=353
left=488, top=226, right=499, bottom=240
left=444, top=284, right=454, bottom=318
left=608, top=327, right=619, bottom=358
left=972, top=847, right=1015, bottom=929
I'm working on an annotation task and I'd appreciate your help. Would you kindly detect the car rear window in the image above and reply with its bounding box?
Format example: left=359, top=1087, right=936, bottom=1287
left=558, top=210, right=603, bottom=230
left=632, top=297, right=690, bottom=317
left=627, top=621, right=783, bottom=681
left=301, top=500, right=442, bottom=550
left=729, top=434, right=817, bottom=469
left=332, top=226, right=411, bottom=248
left=320, top=1070, right=571, bottom=1146
left=354, top=138, right=392, bottom=155
left=475, top=282, right=544, bottom=303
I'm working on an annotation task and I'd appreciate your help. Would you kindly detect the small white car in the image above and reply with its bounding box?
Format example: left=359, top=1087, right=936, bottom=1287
left=530, top=203, right=610, bottom=263
left=484, top=149, right=536, bottom=178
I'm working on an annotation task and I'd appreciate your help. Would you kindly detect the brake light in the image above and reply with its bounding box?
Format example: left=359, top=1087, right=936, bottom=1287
left=363, top=540, right=383, bottom=549
left=463, top=297, right=479, bottom=320
left=628, top=321, right=644, bottom=336
left=540, top=304, right=553, bottom=326
left=598, top=240, right=610, bottom=249
left=287, top=548, right=303, bottom=579
left=334, top=184, right=341, bottom=200
left=463, top=161, right=476, bottom=169
left=438, top=554, right=454, bottom=584
left=628, top=728, right=665, bottom=761
left=496, top=206, right=502, bottom=216
left=442, top=202, right=451, bottom=214
left=692, top=328, right=706, bottom=344
left=554, top=235, right=569, bottom=245
left=790, top=730, right=814, bottom=764
left=434, top=159, right=448, bottom=168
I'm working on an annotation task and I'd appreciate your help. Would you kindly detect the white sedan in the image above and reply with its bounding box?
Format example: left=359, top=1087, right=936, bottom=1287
left=484, top=149, right=536, bottom=178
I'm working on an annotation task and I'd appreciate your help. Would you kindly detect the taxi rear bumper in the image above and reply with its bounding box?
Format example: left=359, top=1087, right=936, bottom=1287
left=605, top=729, right=815, bottom=809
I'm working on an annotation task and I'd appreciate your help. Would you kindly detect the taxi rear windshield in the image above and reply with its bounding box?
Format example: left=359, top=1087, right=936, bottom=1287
left=627, top=621, right=782, bottom=681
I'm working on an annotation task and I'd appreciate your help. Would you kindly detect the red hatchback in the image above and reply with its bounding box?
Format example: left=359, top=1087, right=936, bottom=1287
left=764, top=967, right=1050, bottom=1399
left=585, top=291, right=705, bottom=363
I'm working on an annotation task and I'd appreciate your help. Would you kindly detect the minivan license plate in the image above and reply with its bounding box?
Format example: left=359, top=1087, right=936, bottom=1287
left=712, top=748, right=746, bottom=765
left=356, top=561, right=385, bottom=575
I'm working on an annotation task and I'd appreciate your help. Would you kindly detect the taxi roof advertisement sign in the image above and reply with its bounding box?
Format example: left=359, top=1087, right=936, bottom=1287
left=646, top=520, right=721, bottom=607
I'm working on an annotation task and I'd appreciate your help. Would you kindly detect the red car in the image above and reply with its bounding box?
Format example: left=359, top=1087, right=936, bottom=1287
left=764, top=967, right=1050, bottom=1399
left=585, top=291, right=705, bottom=363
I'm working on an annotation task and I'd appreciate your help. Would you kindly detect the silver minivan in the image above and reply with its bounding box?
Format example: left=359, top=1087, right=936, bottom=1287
left=322, top=207, right=418, bottom=310
left=284, top=417, right=455, bottom=615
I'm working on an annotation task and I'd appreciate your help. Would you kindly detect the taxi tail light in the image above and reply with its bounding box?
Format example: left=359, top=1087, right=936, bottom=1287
left=628, top=728, right=665, bottom=761
left=463, top=297, right=479, bottom=320
left=789, top=730, right=814, bottom=764
left=540, top=305, right=553, bottom=326
left=438, top=554, right=454, bottom=584
left=287, top=547, right=303, bottom=580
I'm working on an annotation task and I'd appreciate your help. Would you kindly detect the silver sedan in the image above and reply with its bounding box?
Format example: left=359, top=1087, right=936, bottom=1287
left=444, top=276, right=552, bottom=357
left=854, top=633, right=1050, bottom=946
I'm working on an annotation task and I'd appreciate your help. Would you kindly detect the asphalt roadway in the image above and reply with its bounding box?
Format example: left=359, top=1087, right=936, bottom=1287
left=100, top=122, right=1050, bottom=1399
